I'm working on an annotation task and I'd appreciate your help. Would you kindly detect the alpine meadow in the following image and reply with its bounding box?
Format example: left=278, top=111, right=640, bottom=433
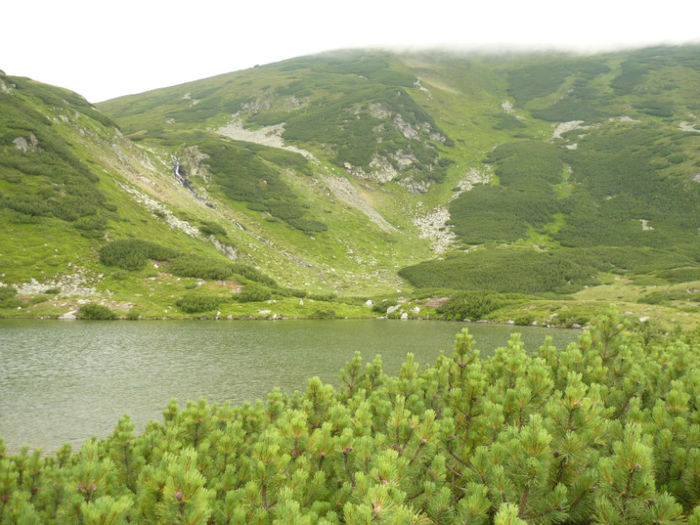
left=2, top=45, right=700, bottom=523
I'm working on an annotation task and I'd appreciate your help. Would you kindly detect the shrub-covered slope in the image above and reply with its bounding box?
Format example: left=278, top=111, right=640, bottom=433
left=98, top=47, right=700, bottom=307
left=2, top=45, right=700, bottom=320
left=3, top=310, right=700, bottom=523
left=1, top=70, right=380, bottom=320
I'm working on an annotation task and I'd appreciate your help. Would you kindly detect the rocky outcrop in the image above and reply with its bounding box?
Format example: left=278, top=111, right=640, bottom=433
left=0, top=78, right=13, bottom=95
left=552, top=120, right=587, bottom=140
left=119, top=183, right=200, bottom=236
left=412, top=167, right=493, bottom=253
left=172, top=155, right=213, bottom=207
left=216, top=120, right=317, bottom=160
left=12, top=133, right=38, bottom=153
left=413, top=206, right=455, bottom=253
left=679, top=121, right=700, bottom=133
left=13, top=270, right=96, bottom=297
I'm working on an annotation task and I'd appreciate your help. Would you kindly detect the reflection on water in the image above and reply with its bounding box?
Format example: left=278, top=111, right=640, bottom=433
left=0, top=319, right=580, bottom=452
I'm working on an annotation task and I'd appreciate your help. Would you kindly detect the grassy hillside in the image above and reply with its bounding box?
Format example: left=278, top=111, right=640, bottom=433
left=0, top=70, right=384, bottom=320
left=2, top=46, right=700, bottom=324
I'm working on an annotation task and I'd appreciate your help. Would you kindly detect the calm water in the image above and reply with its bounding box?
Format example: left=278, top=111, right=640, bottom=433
left=0, top=320, right=580, bottom=453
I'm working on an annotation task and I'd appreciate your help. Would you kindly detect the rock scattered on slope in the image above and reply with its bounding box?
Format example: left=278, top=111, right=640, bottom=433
left=412, top=167, right=493, bottom=253
left=216, top=120, right=317, bottom=160
left=413, top=207, right=456, bottom=253
left=13, top=271, right=96, bottom=297
left=552, top=120, right=587, bottom=140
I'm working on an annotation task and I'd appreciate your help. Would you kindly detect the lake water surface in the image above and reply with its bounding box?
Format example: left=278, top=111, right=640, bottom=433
left=0, top=319, right=581, bottom=453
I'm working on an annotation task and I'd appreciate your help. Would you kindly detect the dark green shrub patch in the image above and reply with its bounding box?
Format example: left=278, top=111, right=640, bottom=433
left=196, top=138, right=325, bottom=233
left=307, top=293, right=338, bottom=301
left=236, top=284, right=273, bottom=303
left=275, top=287, right=307, bottom=298
left=399, top=248, right=597, bottom=294
left=310, top=308, right=336, bottom=319
left=514, top=312, right=535, bottom=326
left=78, top=303, right=117, bottom=320
left=198, top=220, right=228, bottom=238
left=507, top=57, right=609, bottom=105
left=436, top=291, right=505, bottom=320
left=169, top=255, right=235, bottom=281
left=638, top=289, right=700, bottom=305
left=656, top=267, right=700, bottom=283
left=286, top=218, right=328, bottom=233
left=229, top=263, right=277, bottom=287
left=99, top=239, right=178, bottom=271
left=74, top=214, right=107, bottom=238
left=175, top=293, right=223, bottom=313
left=0, top=285, right=21, bottom=308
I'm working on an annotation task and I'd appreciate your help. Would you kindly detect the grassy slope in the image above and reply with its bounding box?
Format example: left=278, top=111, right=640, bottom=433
left=0, top=71, right=375, bottom=319
left=2, top=46, right=700, bottom=325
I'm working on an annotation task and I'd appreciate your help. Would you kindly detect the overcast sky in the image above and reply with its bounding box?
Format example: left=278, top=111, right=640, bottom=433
left=3, top=0, right=699, bottom=102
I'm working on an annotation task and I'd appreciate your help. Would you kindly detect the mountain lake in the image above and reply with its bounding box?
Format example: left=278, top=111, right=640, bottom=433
left=0, top=319, right=581, bottom=453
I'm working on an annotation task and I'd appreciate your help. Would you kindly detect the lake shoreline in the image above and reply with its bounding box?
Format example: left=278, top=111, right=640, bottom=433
left=0, top=313, right=587, bottom=330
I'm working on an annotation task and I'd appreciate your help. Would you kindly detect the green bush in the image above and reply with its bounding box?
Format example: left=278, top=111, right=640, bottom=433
left=230, top=263, right=277, bottom=287
left=237, top=284, right=272, bottom=303
left=276, top=287, right=307, bottom=298
left=198, top=220, right=227, bottom=238
left=169, top=255, right=234, bottom=281
left=286, top=218, right=328, bottom=233
left=78, top=303, right=117, bottom=320
left=656, top=267, right=700, bottom=283
left=126, top=309, right=141, bottom=320
left=74, top=215, right=107, bottom=238
left=492, top=113, right=526, bottom=130
left=100, top=240, right=178, bottom=271
left=175, top=293, right=222, bottom=313
left=399, top=248, right=597, bottom=294
left=310, top=308, right=336, bottom=319
left=437, top=291, right=504, bottom=320
left=0, top=285, right=21, bottom=308
left=307, top=293, right=338, bottom=301
left=514, top=312, right=535, bottom=326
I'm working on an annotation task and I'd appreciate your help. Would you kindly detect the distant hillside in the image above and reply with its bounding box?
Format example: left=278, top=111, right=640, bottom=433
left=1, top=46, right=700, bottom=324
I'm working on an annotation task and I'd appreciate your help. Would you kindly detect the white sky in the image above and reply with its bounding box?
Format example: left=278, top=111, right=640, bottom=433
left=2, top=0, right=699, bottom=102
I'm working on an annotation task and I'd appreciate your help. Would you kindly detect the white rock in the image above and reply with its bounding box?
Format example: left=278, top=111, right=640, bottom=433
left=258, top=309, right=272, bottom=315
left=364, top=299, right=374, bottom=307
left=387, top=305, right=400, bottom=314
left=400, top=312, right=409, bottom=320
